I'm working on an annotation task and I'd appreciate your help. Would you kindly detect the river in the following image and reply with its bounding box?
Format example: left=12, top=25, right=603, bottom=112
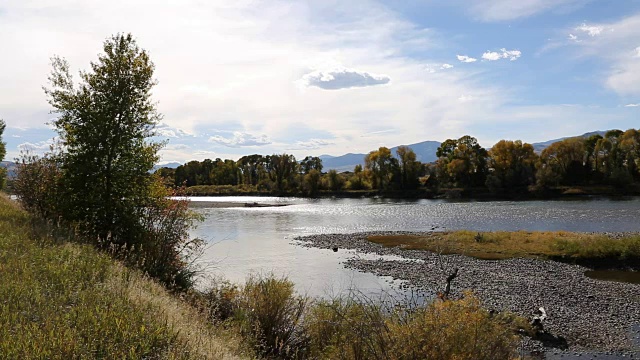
left=189, top=196, right=640, bottom=297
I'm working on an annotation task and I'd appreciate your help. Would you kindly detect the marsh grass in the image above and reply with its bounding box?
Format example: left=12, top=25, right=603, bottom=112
left=368, top=230, right=640, bottom=263
left=0, top=195, right=247, bottom=359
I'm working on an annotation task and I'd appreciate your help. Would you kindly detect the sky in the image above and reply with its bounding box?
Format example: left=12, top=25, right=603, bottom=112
left=2, top=0, right=640, bottom=164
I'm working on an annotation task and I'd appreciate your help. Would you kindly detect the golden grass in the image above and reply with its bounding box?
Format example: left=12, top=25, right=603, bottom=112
left=368, top=230, right=640, bottom=261
left=305, top=291, right=524, bottom=360
left=0, top=194, right=250, bottom=359
left=107, top=264, right=250, bottom=360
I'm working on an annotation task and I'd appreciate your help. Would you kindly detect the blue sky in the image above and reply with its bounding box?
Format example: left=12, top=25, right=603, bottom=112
left=1, top=0, right=640, bottom=164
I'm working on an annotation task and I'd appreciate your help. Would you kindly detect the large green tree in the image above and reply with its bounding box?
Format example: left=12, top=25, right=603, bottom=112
left=536, top=137, right=585, bottom=187
left=395, top=146, right=421, bottom=190
left=436, top=136, right=488, bottom=188
left=44, top=34, right=163, bottom=246
left=300, top=156, right=323, bottom=174
left=267, top=154, right=298, bottom=193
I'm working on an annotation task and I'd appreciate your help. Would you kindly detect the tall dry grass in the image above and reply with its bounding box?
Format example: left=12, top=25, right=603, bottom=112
left=200, top=273, right=525, bottom=360
left=0, top=194, right=249, bottom=359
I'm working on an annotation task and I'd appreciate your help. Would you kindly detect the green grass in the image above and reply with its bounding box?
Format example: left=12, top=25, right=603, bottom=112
left=0, top=194, right=248, bottom=359
left=368, top=230, right=640, bottom=263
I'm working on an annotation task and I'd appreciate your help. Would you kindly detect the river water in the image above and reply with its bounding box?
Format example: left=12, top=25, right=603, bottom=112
left=189, top=196, right=640, bottom=297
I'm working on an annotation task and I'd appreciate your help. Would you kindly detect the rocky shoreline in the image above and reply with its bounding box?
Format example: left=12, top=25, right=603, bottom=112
left=294, top=231, right=640, bottom=357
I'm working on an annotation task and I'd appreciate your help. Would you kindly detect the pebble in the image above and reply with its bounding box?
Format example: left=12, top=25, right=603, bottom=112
left=294, top=231, right=640, bottom=357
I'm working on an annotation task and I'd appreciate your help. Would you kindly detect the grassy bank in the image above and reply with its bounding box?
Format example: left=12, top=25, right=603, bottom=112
left=368, top=230, right=640, bottom=266
left=0, top=195, right=248, bottom=359
left=2, top=193, right=535, bottom=359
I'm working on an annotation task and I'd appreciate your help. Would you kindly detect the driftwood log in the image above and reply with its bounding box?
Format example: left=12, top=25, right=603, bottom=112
left=440, top=268, right=459, bottom=300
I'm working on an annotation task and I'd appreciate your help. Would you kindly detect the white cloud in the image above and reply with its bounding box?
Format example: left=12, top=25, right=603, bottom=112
left=359, top=129, right=396, bottom=137
left=464, top=0, right=588, bottom=22
left=291, top=139, right=334, bottom=149
left=165, top=143, right=191, bottom=150
left=564, top=14, right=640, bottom=95
left=458, top=95, right=474, bottom=102
left=18, top=140, right=53, bottom=152
left=456, top=55, right=477, bottom=63
left=209, top=132, right=272, bottom=147
left=576, top=23, right=603, bottom=37
left=298, top=69, right=390, bottom=90
left=624, top=103, right=640, bottom=107
left=481, top=51, right=501, bottom=61
left=635, top=47, right=640, bottom=58
left=192, top=150, right=218, bottom=158
left=440, top=63, right=454, bottom=69
left=155, top=123, right=192, bottom=138
left=482, top=48, right=522, bottom=61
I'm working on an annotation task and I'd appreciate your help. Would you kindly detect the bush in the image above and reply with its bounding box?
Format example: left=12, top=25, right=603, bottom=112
left=305, top=297, right=390, bottom=360
left=233, top=274, right=308, bottom=359
left=197, top=273, right=524, bottom=360
left=200, top=278, right=240, bottom=323
left=387, top=293, right=519, bottom=360
left=126, top=180, right=204, bottom=291
left=13, top=151, right=65, bottom=220
left=305, top=292, right=520, bottom=360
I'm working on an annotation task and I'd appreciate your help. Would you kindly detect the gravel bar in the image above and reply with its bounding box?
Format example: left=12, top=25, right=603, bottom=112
left=294, top=231, right=640, bottom=357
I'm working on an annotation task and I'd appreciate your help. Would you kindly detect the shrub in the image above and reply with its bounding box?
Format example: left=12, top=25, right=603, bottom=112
left=13, top=151, right=65, bottom=220
left=233, top=274, right=308, bottom=359
left=305, top=297, right=390, bottom=360
left=200, top=279, right=240, bottom=323
left=387, top=293, right=519, bottom=360
left=305, top=292, right=520, bottom=360
left=119, top=180, right=203, bottom=291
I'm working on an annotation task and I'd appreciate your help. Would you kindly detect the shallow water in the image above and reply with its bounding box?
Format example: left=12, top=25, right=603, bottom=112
left=190, top=196, right=640, bottom=296
left=585, top=270, right=640, bottom=284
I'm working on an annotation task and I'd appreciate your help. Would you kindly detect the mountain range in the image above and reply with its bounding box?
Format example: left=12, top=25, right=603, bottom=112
left=2, top=130, right=610, bottom=174
left=319, top=130, right=608, bottom=172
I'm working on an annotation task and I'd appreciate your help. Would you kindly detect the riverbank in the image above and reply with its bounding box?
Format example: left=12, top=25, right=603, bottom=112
left=295, top=231, right=640, bottom=355
left=0, top=195, right=249, bottom=359
left=182, top=184, right=640, bottom=200
left=2, top=195, right=529, bottom=359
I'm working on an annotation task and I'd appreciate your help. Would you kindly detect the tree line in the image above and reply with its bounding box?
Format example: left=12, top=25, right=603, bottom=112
left=158, top=129, right=640, bottom=196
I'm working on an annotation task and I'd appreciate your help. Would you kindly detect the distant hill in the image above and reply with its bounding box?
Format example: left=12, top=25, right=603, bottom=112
left=152, top=162, right=182, bottom=172
left=0, top=161, right=17, bottom=179
left=321, top=140, right=440, bottom=172
left=321, top=131, right=613, bottom=172
left=147, top=130, right=614, bottom=173
left=319, top=153, right=366, bottom=172
left=530, top=131, right=607, bottom=153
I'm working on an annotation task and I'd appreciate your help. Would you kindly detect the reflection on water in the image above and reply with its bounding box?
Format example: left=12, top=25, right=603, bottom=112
left=190, top=196, right=640, bottom=297
left=585, top=270, right=640, bottom=284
